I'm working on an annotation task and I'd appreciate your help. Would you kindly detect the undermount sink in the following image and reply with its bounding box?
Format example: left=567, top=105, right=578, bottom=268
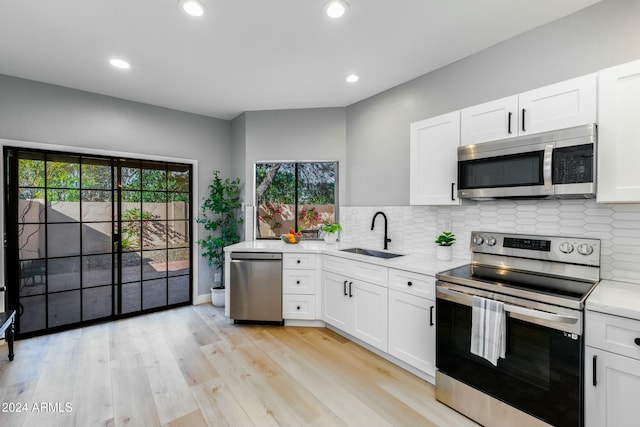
left=340, top=247, right=404, bottom=259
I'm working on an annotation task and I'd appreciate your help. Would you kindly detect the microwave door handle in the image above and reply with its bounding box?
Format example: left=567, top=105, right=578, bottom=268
left=543, top=144, right=553, bottom=191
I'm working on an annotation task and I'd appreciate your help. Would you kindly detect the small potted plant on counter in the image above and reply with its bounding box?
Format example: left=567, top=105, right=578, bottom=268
left=435, top=231, right=456, bottom=261
left=321, top=223, right=343, bottom=244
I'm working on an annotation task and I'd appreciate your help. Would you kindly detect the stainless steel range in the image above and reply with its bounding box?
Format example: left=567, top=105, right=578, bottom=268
left=436, top=231, right=601, bottom=427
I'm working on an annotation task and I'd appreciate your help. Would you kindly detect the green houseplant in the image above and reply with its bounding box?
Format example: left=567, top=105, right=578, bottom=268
left=321, top=223, right=342, bottom=244
left=435, top=231, right=455, bottom=261
left=196, top=171, right=243, bottom=298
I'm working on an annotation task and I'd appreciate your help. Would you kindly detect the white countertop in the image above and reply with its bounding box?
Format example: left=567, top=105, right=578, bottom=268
left=586, top=279, right=640, bottom=321
left=225, top=240, right=468, bottom=277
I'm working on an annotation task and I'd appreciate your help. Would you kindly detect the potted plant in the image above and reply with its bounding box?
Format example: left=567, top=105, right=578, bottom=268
left=196, top=171, right=243, bottom=306
left=321, top=223, right=342, bottom=244
left=435, top=231, right=456, bottom=261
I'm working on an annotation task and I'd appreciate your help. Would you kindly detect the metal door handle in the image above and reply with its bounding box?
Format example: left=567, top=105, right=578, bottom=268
left=521, top=108, right=526, bottom=132
left=505, top=304, right=579, bottom=325
left=348, top=282, right=353, bottom=298
left=343, top=280, right=347, bottom=296
left=508, top=111, right=512, bottom=134
left=543, top=144, right=553, bottom=191
left=451, top=182, right=455, bottom=201
left=593, top=355, right=598, bottom=386
left=430, top=306, right=434, bottom=326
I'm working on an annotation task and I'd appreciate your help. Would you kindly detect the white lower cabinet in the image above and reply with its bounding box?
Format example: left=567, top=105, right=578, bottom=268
left=282, top=253, right=319, bottom=320
left=388, top=268, right=436, bottom=379
left=585, top=310, right=640, bottom=427
left=321, top=256, right=388, bottom=352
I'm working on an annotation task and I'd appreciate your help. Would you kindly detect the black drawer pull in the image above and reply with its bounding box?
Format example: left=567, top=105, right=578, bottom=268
left=635, top=338, right=640, bottom=346
left=343, top=280, right=348, bottom=296
left=348, top=281, right=353, bottom=298
left=508, top=111, right=512, bottom=134
left=296, top=280, right=300, bottom=284
left=407, top=281, right=413, bottom=287
left=296, top=306, right=301, bottom=310
left=451, top=182, right=455, bottom=201
left=593, top=355, right=598, bottom=387
left=297, top=260, right=301, bottom=264
left=430, top=306, right=434, bottom=326
left=521, top=108, right=526, bottom=132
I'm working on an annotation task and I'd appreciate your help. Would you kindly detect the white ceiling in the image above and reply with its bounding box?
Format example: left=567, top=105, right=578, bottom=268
left=0, top=0, right=602, bottom=120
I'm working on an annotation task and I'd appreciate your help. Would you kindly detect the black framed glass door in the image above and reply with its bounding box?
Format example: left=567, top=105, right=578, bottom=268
left=4, top=147, right=192, bottom=338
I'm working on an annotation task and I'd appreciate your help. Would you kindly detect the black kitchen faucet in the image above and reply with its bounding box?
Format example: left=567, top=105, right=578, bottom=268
left=371, top=211, right=391, bottom=250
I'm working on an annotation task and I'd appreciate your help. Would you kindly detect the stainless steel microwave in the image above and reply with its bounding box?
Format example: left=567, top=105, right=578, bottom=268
left=457, top=124, right=596, bottom=200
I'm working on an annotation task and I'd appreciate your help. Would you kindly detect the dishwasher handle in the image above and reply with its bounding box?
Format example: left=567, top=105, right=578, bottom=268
left=230, top=252, right=282, bottom=260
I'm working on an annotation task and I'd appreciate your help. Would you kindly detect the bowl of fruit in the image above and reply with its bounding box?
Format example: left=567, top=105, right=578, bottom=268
left=281, top=229, right=303, bottom=244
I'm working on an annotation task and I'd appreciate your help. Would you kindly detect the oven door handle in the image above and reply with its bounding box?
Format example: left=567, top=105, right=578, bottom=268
left=543, top=144, right=553, bottom=191
left=436, top=286, right=579, bottom=325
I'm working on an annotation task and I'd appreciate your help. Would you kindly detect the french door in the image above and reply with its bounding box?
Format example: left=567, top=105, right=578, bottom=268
left=4, top=148, right=192, bottom=338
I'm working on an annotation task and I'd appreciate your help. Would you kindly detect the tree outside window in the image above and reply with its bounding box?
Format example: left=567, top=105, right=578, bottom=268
left=255, top=162, right=337, bottom=239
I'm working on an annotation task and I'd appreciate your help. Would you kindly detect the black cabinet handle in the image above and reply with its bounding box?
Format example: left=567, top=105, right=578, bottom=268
left=451, top=182, right=455, bottom=201
left=296, top=280, right=300, bottom=284
left=508, top=111, right=512, bottom=134
left=296, top=306, right=301, bottom=310
left=593, top=355, right=598, bottom=387
left=635, top=338, right=640, bottom=346
left=521, top=108, right=526, bottom=132
left=348, top=281, right=353, bottom=298
left=343, top=280, right=347, bottom=296
left=407, top=281, right=413, bottom=287
left=430, top=306, right=435, bottom=326
left=297, top=260, right=301, bottom=264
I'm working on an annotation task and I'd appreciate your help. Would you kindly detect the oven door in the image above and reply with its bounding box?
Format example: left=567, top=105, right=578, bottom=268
left=436, top=283, right=583, bottom=427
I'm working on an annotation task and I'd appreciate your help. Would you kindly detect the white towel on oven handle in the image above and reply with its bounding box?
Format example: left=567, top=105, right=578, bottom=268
left=470, top=295, right=506, bottom=366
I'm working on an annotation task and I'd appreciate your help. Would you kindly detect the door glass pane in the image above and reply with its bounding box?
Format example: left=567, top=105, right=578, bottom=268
left=18, top=188, right=45, bottom=223
left=19, top=259, right=46, bottom=295
left=47, top=189, right=80, bottom=222
left=168, top=220, right=189, bottom=247
left=143, top=279, right=167, bottom=310
left=143, top=220, right=166, bottom=249
left=168, top=166, right=189, bottom=192
left=121, top=252, right=142, bottom=283
left=48, top=223, right=80, bottom=257
left=18, top=154, right=45, bottom=187
left=47, top=155, right=80, bottom=189
left=168, top=248, right=190, bottom=277
left=142, top=192, right=166, bottom=219
left=121, top=282, right=141, bottom=313
left=81, top=159, right=112, bottom=189
left=18, top=224, right=45, bottom=259
left=142, top=167, right=166, bottom=191
left=48, top=257, right=81, bottom=292
left=168, top=276, right=190, bottom=304
left=83, top=287, right=112, bottom=320
left=142, top=249, right=167, bottom=280
left=82, top=255, right=112, bottom=287
left=48, top=290, right=81, bottom=327
left=121, top=166, right=141, bottom=190
left=168, top=193, right=189, bottom=219
left=82, top=190, right=112, bottom=222
left=19, top=295, right=46, bottom=333
left=82, top=223, right=112, bottom=254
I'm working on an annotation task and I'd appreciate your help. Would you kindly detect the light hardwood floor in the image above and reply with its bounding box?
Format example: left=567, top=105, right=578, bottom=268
left=0, top=305, right=478, bottom=427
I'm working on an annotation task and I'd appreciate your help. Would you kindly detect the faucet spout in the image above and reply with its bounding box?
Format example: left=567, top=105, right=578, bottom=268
left=371, top=211, right=391, bottom=250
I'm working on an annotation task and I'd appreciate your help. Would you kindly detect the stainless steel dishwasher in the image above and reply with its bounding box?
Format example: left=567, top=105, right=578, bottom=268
left=229, top=252, right=283, bottom=324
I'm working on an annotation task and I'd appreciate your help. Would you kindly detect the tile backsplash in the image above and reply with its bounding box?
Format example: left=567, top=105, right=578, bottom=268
left=339, top=200, right=640, bottom=285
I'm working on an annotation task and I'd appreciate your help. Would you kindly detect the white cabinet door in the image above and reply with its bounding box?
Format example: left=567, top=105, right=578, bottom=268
left=461, top=95, right=519, bottom=145
left=410, top=111, right=461, bottom=205
left=388, top=290, right=435, bottom=378
left=351, top=280, right=388, bottom=352
left=518, top=73, right=596, bottom=135
left=585, top=346, right=640, bottom=427
left=597, top=59, right=640, bottom=202
left=321, top=271, right=349, bottom=330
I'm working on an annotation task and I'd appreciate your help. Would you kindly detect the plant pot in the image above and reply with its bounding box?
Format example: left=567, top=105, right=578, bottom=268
left=323, top=232, right=338, bottom=244
left=436, top=245, right=452, bottom=261
left=211, top=287, right=225, bottom=307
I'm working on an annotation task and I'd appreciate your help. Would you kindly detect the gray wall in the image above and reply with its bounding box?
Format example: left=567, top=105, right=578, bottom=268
left=346, top=0, right=640, bottom=206
left=0, top=74, right=232, bottom=297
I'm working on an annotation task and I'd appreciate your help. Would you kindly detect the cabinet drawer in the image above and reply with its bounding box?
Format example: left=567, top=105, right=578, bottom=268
left=586, top=311, right=640, bottom=360
left=388, top=269, right=435, bottom=299
left=283, top=253, right=317, bottom=270
left=283, top=295, right=316, bottom=320
left=283, top=270, right=316, bottom=294
left=322, top=255, right=351, bottom=275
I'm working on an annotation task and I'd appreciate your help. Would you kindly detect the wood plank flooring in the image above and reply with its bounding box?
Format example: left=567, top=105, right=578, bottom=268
left=0, top=305, right=478, bottom=427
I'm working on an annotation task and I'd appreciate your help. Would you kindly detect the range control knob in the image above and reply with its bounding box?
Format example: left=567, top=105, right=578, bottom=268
left=472, top=235, right=484, bottom=245
left=486, top=236, right=497, bottom=246
left=577, top=243, right=594, bottom=256
left=559, top=242, right=574, bottom=254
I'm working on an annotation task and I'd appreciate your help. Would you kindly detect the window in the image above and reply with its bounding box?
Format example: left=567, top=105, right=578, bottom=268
left=255, top=162, right=337, bottom=239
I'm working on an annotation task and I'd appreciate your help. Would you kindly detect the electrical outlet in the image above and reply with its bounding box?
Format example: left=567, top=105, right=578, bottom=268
left=214, top=272, right=221, bottom=283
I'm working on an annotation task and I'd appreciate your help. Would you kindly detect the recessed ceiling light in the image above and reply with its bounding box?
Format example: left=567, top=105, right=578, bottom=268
left=109, top=58, right=130, bottom=70
left=346, top=74, right=359, bottom=83
left=179, top=0, right=206, bottom=17
left=324, top=0, right=349, bottom=19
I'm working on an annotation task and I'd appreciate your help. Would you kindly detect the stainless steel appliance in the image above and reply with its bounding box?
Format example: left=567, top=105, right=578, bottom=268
left=229, top=252, right=283, bottom=324
left=436, top=231, right=601, bottom=427
left=457, top=124, right=596, bottom=200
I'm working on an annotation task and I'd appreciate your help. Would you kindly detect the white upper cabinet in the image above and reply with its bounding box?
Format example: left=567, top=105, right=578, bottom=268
left=410, top=111, right=461, bottom=205
left=519, top=73, right=597, bottom=135
left=460, top=73, right=597, bottom=145
left=461, top=95, right=519, bottom=145
left=597, top=59, right=640, bottom=203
